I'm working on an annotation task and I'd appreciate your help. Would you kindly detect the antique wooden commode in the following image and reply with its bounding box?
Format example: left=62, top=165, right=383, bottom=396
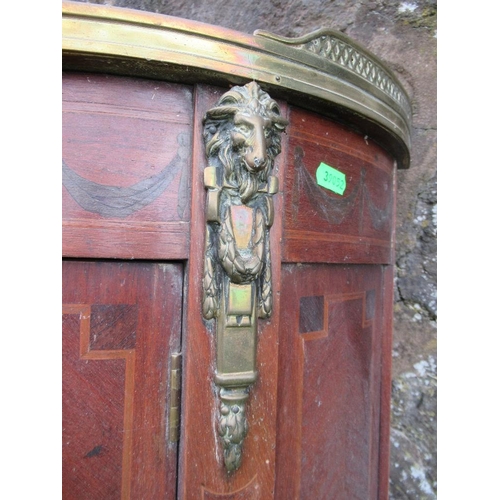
left=62, top=2, right=411, bottom=498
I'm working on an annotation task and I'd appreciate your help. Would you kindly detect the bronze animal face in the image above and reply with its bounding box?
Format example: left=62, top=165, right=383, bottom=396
left=231, top=111, right=273, bottom=174
left=202, top=83, right=287, bottom=472
left=203, top=82, right=288, bottom=203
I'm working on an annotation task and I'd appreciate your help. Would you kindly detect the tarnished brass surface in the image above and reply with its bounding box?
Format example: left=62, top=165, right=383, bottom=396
left=62, top=1, right=411, bottom=168
left=202, top=82, right=287, bottom=471
left=168, top=353, right=182, bottom=442
left=256, top=28, right=411, bottom=120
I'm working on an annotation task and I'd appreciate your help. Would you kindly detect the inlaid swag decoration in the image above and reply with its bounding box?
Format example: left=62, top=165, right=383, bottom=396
left=292, top=145, right=393, bottom=230
left=62, top=133, right=190, bottom=218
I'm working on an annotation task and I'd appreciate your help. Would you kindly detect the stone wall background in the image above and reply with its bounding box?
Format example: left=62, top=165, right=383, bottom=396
left=72, top=1, right=437, bottom=497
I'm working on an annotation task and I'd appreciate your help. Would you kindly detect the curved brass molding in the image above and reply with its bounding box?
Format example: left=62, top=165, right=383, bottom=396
left=255, top=28, right=411, bottom=121
left=62, top=1, right=411, bottom=168
left=202, top=82, right=287, bottom=471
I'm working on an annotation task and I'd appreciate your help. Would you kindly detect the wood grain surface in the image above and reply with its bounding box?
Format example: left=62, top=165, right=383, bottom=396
left=62, top=73, right=193, bottom=259
left=283, top=106, right=396, bottom=265
left=274, top=263, right=391, bottom=499
left=62, top=260, right=183, bottom=499
left=62, top=75, right=397, bottom=499
left=177, top=84, right=288, bottom=499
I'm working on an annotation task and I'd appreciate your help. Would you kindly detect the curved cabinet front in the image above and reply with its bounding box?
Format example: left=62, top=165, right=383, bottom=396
left=62, top=3, right=409, bottom=499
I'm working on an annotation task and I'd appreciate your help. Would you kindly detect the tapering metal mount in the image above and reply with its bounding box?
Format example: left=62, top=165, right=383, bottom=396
left=202, top=82, right=287, bottom=471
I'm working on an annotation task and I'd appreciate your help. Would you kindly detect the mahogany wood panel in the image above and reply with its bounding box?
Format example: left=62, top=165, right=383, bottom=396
left=282, top=106, right=396, bottom=265
left=377, top=171, right=398, bottom=500
left=378, top=265, right=396, bottom=500
left=61, top=72, right=398, bottom=500
left=177, top=84, right=288, bottom=499
left=275, top=263, right=391, bottom=499
left=62, top=260, right=183, bottom=499
left=62, top=73, right=193, bottom=259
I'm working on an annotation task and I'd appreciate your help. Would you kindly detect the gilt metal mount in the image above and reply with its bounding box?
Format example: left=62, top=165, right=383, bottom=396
left=202, top=82, right=287, bottom=471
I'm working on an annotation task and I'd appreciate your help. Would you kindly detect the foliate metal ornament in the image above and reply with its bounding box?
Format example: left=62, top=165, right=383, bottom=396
left=202, top=82, right=287, bottom=471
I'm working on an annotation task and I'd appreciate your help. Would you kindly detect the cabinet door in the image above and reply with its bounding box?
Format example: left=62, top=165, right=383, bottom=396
left=62, top=260, right=183, bottom=499
left=275, top=263, right=392, bottom=500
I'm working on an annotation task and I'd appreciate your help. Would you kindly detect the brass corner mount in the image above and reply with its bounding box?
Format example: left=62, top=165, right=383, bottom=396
left=202, top=82, right=287, bottom=471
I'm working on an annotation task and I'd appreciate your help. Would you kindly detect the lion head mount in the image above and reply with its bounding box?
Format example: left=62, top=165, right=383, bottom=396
left=203, top=82, right=288, bottom=306
left=202, top=83, right=287, bottom=471
left=203, top=81, right=288, bottom=204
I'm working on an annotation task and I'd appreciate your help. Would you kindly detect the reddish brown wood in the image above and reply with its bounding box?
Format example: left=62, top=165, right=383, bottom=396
left=201, top=478, right=260, bottom=499
left=177, top=84, right=288, bottom=499
left=378, top=265, right=395, bottom=500
left=62, top=73, right=193, bottom=259
left=274, top=264, right=389, bottom=499
left=282, top=106, right=395, bottom=265
left=62, top=260, right=183, bottom=499
left=378, top=168, right=397, bottom=500
left=61, top=74, right=398, bottom=500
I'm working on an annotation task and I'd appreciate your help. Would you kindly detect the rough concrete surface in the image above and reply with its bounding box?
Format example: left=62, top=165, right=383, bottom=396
left=72, top=0, right=437, bottom=497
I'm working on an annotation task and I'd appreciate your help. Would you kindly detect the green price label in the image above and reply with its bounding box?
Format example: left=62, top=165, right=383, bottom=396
left=316, top=162, right=346, bottom=195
